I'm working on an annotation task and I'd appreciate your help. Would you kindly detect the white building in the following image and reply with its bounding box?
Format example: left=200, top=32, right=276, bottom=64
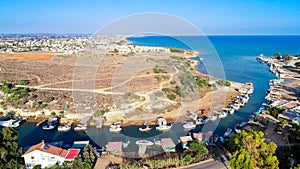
left=22, top=141, right=80, bottom=169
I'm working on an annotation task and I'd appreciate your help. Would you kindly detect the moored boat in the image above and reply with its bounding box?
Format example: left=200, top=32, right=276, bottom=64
left=139, top=121, right=152, bottom=132
left=42, top=118, right=58, bottom=130
left=219, top=111, right=228, bottom=118
left=224, top=128, right=233, bottom=137
left=74, top=124, right=87, bottom=132
left=154, top=139, right=162, bottom=146
left=156, top=117, right=172, bottom=131
left=123, top=140, right=130, bottom=148
left=213, top=134, right=219, bottom=143
left=109, top=124, right=122, bottom=132
left=182, top=122, right=196, bottom=130
left=57, top=124, right=71, bottom=132
left=234, top=124, right=242, bottom=133
left=136, top=140, right=154, bottom=146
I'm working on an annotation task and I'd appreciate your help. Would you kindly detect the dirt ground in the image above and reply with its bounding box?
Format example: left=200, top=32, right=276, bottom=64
left=94, top=154, right=123, bottom=169
left=0, top=51, right=247, bottom=125
left=0, top=52, right=53, bottom=61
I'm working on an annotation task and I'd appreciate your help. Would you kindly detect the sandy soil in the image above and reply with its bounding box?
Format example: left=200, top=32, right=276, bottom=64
left=0, top=52, right=53, bottom=61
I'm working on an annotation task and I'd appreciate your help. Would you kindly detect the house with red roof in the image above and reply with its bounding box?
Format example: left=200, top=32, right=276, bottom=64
left=22, top=141, right=80, bottom=169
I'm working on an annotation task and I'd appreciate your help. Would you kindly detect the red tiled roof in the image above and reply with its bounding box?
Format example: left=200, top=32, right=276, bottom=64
left=193, top=133, right=203, bottom=140
left=23, top=141, right=68, bottom=158
left=280, top=101, right=300, bottom=109
left=278, top=113, right=295, bottom=120
left=65, top=149, right=80, bottom=160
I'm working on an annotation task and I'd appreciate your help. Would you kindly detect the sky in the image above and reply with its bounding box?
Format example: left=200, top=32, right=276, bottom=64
left=0, top=0, right=300, bottom=35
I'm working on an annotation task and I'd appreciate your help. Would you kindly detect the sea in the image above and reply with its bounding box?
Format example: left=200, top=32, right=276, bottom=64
left=14, top=35, right=300, bottom=151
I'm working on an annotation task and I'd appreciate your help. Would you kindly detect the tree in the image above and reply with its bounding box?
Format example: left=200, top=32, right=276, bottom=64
left=0, top=127, right=24, bottom=169
left=229, top=130, right=279, bottom=169
left=82, top=144, right=98, bottom=168
left=230, top=149, right=254, bottom=169
left=274, top=52, right=281, bottom=59
left=283, top=54, right=292, bottom=62
left=295, top=62, right=300, bottom=68
left=72, top=156, right=83, bottom=169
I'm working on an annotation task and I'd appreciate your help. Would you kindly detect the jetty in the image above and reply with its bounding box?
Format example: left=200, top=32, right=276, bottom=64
left=36, top=119, right=47, bottom=127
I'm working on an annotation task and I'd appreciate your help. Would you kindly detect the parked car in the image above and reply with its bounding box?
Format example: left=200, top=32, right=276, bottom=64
left=277, top=129, right=284, bottom=135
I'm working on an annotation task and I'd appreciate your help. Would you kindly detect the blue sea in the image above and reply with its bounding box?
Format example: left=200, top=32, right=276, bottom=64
left=128, top=35, right=300, bottom=133
left=16, top=36, right=300, bottom=149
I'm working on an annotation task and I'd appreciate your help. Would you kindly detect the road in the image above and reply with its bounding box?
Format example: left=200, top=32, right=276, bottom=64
left=181, top=156, right=230, bottom=169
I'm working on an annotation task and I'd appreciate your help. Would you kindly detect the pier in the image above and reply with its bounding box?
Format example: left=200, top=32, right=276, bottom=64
left=36, top=119, right=47, bottom=127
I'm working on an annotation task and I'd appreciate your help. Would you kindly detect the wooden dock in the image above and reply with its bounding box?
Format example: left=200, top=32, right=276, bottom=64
left=36, top=119, right=47, bottom=127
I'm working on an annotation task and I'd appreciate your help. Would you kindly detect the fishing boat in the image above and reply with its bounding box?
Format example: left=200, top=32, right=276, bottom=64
left=248, top=115, right=256, bottom=124
left=234, top=124, right=242, bottom=133
left=207, top=114, right=218, bottom=122
left=232, top=103, right=240, bottom=110
left=224, top=128, right=233, bottom=137
left=156, top=117, right=172, bottom=131
left=109, top=120, right=123, bottom=132
left=213, top=134, right=219, bottom=143
left=136, top=140, right=154, bottom=146
left=154, top=139, right=162, bottom=146
left=219, top=111, right=228, bottom=118
left=196, top=118, right=208, bottom=125
left=42, top=118, right=58, bottom=130
left=74, top=124, right=87, bottom=132
left=57, top=123, right=71, bottom=132
left=229, top=108, right=235, bottom=114
left=139, top=121, right=152, bottom=132
left=182, top=122, right=196, bottom=130
left=219, top=136, right=225, bottom=143
left=109, top=124, right=122, bottom=132
left=123, top=140, right=130, bottom=148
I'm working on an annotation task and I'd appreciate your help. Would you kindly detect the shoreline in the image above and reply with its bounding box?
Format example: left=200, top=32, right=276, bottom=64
left=1, top=36, right=253, bottom=128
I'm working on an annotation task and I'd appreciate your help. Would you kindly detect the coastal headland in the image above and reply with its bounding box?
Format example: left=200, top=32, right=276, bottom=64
left=0, top=35, right=252, bottom=127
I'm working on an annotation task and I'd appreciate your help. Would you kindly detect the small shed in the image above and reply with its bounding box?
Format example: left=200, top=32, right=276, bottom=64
left=192, top=133, right=203, bottom=142
left=179, top=136, right=193, bottom=149
left=106, top=141, right=123, bottom=156
left=161, top=138, right=176, bottom=152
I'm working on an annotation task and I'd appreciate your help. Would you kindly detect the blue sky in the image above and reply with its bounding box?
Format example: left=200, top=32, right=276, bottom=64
left=0, top=0, right=299, bottom=35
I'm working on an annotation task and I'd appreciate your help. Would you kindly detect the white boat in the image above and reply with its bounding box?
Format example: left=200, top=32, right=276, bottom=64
left=42, top=118, right=58, bottom=130
left=123, top=140, right=130, bottom=148
left=154, top=139, right=162, bottom=146
left=224, top=128, right=233, bottom=137
left=58, top=125, right=71, bottom=132
left=0, top=119, right=19, bottom=127
left=139, top=125, right=152, bottom=132
left=248, top=115, right=256, bottom=124
left=139, top=121, right=152, bottom=132
left=207, top=114, right=218, bottom=121
left=182, top=122, right=196, bottom=130
left=234, top=124, right=242, bottom=133
left=239, top=122, right=248, bottom=127
left=213, top=134, right=219, bottom=143
left=109, top=120, right=123, bottom=132
left=136, top=140, right=154, bottom=146
left=156, top=125, right=172, bottom=131
left=229, top=108, right=235, bottom=114
left=109, top=124, right=122, bottom=132
left=74, top=124, right=87, bottom=132
left=232, top=103, right=240, bottom=110
left=156, top=117, right=172, bottom=131
left=219, top=111, right=228, bottom=118
left=196, top=118, right=208, bottom=125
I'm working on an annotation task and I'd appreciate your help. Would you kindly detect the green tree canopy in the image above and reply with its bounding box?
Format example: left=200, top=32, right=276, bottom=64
left=229, top=130, right=279, bottom=169
left=295, top=62, right=300, bottom=68
left=0, top=127, right=24, bottom=169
